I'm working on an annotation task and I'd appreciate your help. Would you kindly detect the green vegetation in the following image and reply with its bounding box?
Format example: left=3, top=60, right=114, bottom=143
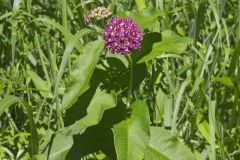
left=0, top=0, right=240, bottom=159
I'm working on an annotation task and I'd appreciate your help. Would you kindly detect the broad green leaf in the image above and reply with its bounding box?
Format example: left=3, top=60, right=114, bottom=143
left=53, top=28, right=96, bottom=109
left=117, top=7, right=160, bottom=30
left=39, top=130, right=54, bottom=153
left=0, top=95, right=19, bottom=117
left=138, top=30, right=192, bottom=63
left=66, top=91, right=124, bottom=159
left=214, top=76, right=233, bottom=87
left=32, top=154, right=47, bottom=160
left=61, top=40, right=103, bottom=110
left=63, top=68, right=107, bottom=125
left=135, top=0, right=146, bottom=10
left=197, top=113, right=210, bottom=143
left=27, top=70, right=52, bottom=98
left=63, top=88, right=117, bottom=135
left=42, top=133, right=73, bottom=160
left=198, top=121, right=211, bottom=144
left=106, top=51, right=129, bottom=68
left=113, top=101, right=150, bottom=160
left=145, top=127, right=195, bottom=160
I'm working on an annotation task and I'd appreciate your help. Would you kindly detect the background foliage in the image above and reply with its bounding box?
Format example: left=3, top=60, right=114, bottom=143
left=0, top=0, right=240, bottom=160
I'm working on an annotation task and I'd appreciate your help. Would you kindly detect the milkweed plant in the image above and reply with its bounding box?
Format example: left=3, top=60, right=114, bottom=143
left=0, top=1, right=239, bottom=160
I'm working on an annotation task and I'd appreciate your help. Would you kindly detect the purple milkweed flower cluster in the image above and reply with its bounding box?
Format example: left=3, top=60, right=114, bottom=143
left=85, top=7, right=112, bottom=24
left=103, top=17, right=143, bottom=55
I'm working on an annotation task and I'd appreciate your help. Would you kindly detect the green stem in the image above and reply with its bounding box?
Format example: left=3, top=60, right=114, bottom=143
left=126, top=55, right=133, bottom=107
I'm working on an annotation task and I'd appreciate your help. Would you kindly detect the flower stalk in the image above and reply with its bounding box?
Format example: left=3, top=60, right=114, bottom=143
left=126, top=55, right=133, bottom=107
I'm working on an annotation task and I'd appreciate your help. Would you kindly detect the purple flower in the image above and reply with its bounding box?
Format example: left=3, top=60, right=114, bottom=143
left=103, top=17, right=143, bottom=55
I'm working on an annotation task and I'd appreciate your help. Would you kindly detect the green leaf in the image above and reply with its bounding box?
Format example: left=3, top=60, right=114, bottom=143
left=145, top=127, right=195, bottom=160
left=0, top=12, right=13, bottom=21
left=138, top=30, right=192, bottom=63
left=214, top=76, right=234, bottom=87
left=197, top=111, right=211, bottom=144
left=135, top=0, right=146, bottom=10
left=35, top=17, right=72, bottom=40
left=35, top=18, right=82, bottom=52
left=61, top=40, right=103, bottom=110
left=113, top=100, right=150, bottom=160
left=208, top=100, right=216, bottom=160
left=193, top=1, right=207, bottom=45
left=27, top=70, right=52, bottom=98
left=21, top=101, right=39, bottom=157
left=62, top=88, right=117, bottom=136
left=53, top=29, right=94, bottom=103
left=189, top=77, right=204, bottom=97
left=0, top=97, right=39, bottom=157
left=0, top=95, right=19, bottom=117
left=228, top=43, right=240, bottom=77
left=63, top=68, right=107, bottom=125
left=154, top=88, right=167, bottom=123
left=42, top=133, right=73, bottom=160
left=32, top=154, right=47, bottom=160
left=66, top=94, right=125, bottom=159
left=53, top=29, right=97, bottom=109
left=117, top=7, right=160, bottom=30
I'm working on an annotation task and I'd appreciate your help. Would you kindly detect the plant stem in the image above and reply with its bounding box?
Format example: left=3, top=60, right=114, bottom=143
left=126, top=55, right=133, bottom=107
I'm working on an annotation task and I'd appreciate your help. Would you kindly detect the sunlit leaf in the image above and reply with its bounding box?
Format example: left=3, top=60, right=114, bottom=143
left=0, top=95, right=19, bottom=117
left=33, top=154, right=47, bottom=160
left=214, top=76, right=233, bottom=87
left=135, top=0, right=146, bottom=10
left=138, top=30, right=192, bottom=63
left=113, top=100, right=150, bottom=160
left=117, top=7, right=160, bottom=30
left=61, top=40, right=103, bottom=110
left=42, top=132, right=73, bottom=160
left=197, top=113, right=210, bottom=143
left=145, top=127, right=195, bottom=160
left=27, top=70, right=52, bottom=98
